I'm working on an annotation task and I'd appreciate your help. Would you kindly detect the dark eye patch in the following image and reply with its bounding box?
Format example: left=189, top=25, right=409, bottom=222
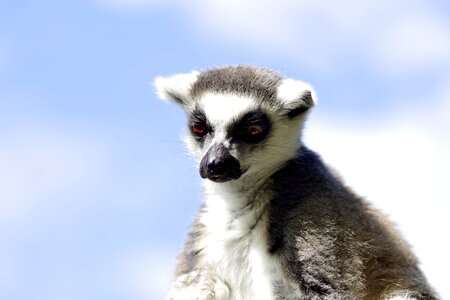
left=231, top=110, right=271, bottom=144
left=189, top=109, right=212, bottom=141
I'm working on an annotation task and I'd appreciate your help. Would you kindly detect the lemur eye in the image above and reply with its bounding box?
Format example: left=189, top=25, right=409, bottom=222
left=233, top=111, right=271, bottom=144
left=192, top=123, right=207, bottom=136
left=245, top=125, right=263, bottom=136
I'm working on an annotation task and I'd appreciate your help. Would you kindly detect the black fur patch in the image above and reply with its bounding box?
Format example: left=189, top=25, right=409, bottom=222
left=229, top=110, right=271, bottom=144
left=166, top=91, right=186, bottom=106
left=286, top=91, right=314, bottom=119
left=287, top=105, right=309, bottom=118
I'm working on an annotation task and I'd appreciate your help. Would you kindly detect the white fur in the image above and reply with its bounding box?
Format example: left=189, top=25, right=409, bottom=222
left=387, top=295, right=417, bottom=300
left=200, top=92, right=256, bottom=125
left=198, top=181, right=302, bottom=300
left=276, top=78, right=317, bottom=108
left=168, top=269, right=230, bottom=300
left=198, top=92, right=256, bottom=158
left=154, top=71, right=199, bottom=103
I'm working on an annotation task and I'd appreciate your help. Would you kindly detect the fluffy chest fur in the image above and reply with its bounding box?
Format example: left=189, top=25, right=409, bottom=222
left=198, top=182, right=301, bottom=300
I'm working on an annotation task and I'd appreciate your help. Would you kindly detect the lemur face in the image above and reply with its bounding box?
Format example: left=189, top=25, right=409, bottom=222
left=188, top=93, right=272, bottom=182
left=155, top=66, right=316, bottom=183
left=187, top=92, right=300, bottom=183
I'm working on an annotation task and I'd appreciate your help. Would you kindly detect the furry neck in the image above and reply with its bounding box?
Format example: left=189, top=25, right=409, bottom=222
left=200, top=169, right=276, bottom=241
left=201, top=178, right=273, bottom=241
left=203, top=169, right=274, bottom=208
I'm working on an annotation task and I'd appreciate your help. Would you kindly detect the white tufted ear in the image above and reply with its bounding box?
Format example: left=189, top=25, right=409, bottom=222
left=154, top=71, right=200, bottom=107
left=276, top=79, right=317, bottom=118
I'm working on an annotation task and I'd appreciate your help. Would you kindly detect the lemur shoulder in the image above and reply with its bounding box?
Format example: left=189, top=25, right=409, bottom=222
left=154, top=65, right=438, bottom=300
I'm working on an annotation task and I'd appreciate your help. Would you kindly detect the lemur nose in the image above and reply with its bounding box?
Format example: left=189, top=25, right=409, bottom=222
left=200, top=143, right=243, bottom=182
left=207, top=158, right=229, bottom=176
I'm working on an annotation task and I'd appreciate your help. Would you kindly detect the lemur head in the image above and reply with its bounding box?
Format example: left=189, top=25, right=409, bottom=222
left=155, top=66, right=316, bottom=184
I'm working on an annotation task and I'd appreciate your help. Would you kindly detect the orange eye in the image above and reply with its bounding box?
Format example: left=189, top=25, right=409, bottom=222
left=192, top=123, right=207, bottom=135
left=246, top=125, right=263, bottom=136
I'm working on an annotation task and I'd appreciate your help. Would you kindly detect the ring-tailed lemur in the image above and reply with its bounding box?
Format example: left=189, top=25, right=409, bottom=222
left=154, top=66, right=438, bottom=300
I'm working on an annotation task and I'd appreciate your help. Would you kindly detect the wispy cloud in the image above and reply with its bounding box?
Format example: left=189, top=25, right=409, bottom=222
left=97, top=0, right=450, bottom=74
left=371, top=11, right=450, bottom=73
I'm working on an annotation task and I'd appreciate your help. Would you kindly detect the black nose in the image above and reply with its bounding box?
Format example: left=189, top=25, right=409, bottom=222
left=200, top=144, right=242, bottom=182
left=207, top=157, right=235, bottom=176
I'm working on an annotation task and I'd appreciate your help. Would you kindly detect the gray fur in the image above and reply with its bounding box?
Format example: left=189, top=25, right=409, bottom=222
left=156, top=66, right=439, bottom=300
left=190, top=65, right=283, bottom=111
left=269, top=148, right=437, bottom=299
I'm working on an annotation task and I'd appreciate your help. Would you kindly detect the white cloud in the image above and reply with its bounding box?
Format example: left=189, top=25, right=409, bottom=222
left=193, top=0, right=450, bottom=74
left=372, top=12, right=450, bottom=73
left=423, top=78, right=450, bottom=133
left=96, top=0, right=450, bottom=74
left=189, top=0, right=295, bottom=46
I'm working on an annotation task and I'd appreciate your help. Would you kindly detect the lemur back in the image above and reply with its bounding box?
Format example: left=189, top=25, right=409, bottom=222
left=155, top=66, right=438, bottom=300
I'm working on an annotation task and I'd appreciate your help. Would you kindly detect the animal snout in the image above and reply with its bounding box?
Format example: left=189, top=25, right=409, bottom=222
left=200, top=144, right=242, bottom=182
left=206, top=156, right=240, bottom=177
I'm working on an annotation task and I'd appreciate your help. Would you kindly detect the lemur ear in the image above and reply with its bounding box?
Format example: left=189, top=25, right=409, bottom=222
left=154, top=71, right=200, bottom=107
left=276, top=79, right=317, bottom=119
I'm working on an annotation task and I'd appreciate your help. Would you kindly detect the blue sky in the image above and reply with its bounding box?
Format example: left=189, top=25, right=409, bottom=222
left=1, top=0, right=449, bottom=299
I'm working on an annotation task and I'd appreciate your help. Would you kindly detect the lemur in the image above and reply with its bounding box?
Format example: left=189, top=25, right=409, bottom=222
left=154, top=66, right=438, bottom=300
